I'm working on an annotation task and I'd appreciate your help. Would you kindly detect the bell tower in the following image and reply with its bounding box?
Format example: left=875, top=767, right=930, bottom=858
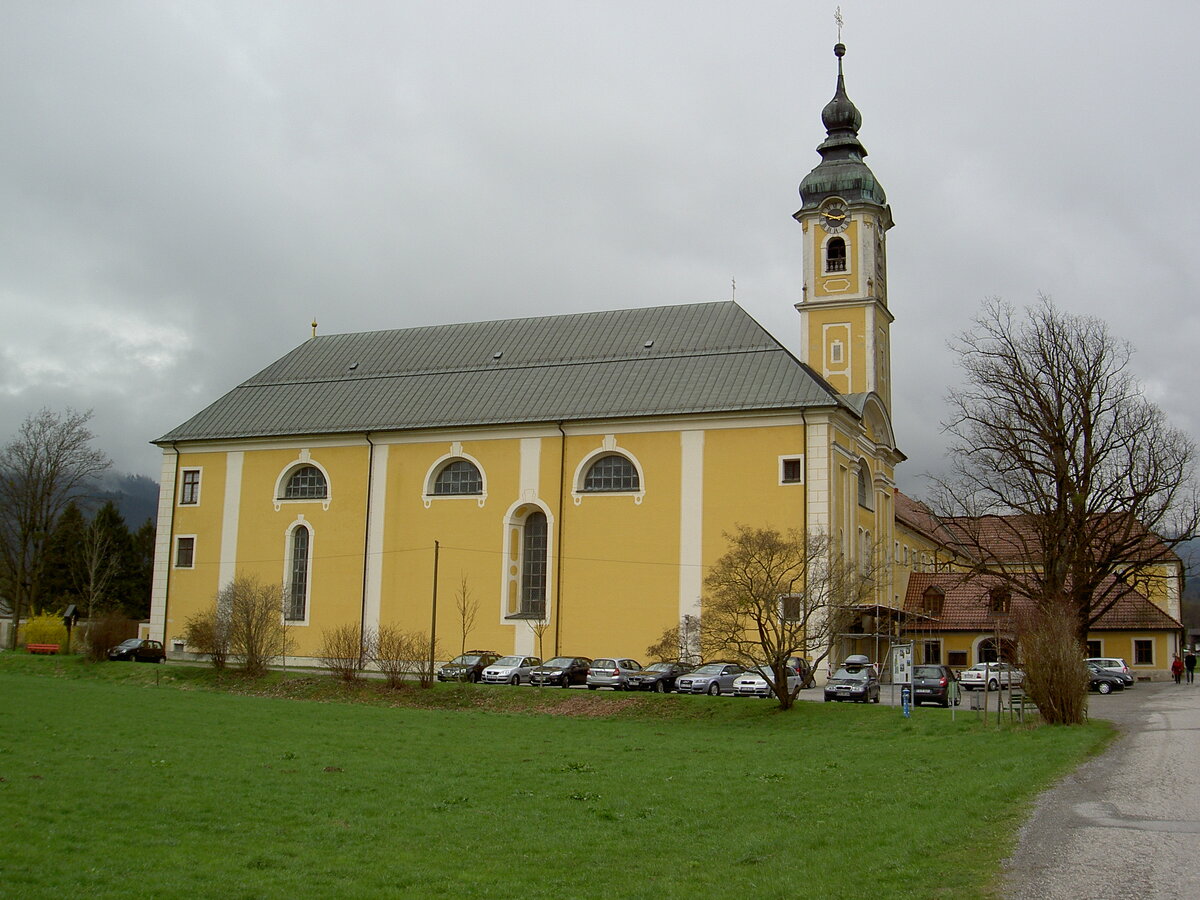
left=796, top=43, right=894, bottom=412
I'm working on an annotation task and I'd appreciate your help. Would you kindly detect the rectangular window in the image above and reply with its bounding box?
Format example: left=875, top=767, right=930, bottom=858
left=779, top=456, right=804, bottom=484
left=179, top=469, right=201, bottom=505
left=922, top=640, right=942, bottom=664
left=779, top=594, right=803, bottom=622
left=829, top=341, right=844, bottom=364
left=947, top=650, right=968, bottom=668
left=1133, top=639, right=1154, bottom=666
left=174, top=536, right=195, bottom=569
left=1085, top=640, right=1102, bottom=658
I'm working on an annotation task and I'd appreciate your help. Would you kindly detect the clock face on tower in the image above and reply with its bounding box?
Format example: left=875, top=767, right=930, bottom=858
left=820, top=200, right=849, bottom=233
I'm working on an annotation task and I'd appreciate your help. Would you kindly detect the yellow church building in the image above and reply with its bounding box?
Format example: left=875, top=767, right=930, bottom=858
left=149, top=43, right=1182, bottom=678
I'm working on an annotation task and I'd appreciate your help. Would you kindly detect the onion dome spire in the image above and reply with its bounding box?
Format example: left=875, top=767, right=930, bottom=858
left=798, top=43, right=887, bottom=211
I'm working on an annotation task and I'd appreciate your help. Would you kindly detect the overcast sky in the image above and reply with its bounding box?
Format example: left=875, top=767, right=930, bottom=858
left=2, top=1, right=1198, bottom=498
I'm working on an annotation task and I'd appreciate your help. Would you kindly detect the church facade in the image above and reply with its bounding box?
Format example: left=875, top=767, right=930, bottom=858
left=148, top=44, right=1183, bottom=676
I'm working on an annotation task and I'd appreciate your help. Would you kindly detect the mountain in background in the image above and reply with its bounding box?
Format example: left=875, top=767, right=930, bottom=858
left=95, top=472, right=159, bottom=528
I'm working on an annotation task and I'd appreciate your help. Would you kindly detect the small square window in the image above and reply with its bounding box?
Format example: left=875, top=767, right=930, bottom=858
left=947, top=650, right=968, bottom=668
left=1085, top=640, right=1102, bottom=658
left=180, top=469, right=201, bottom=505
left=780, top=457, right=804, bottom=484
left=779, top=594, right=803, bottom=622
left=175, top=536, right=195, bottom=569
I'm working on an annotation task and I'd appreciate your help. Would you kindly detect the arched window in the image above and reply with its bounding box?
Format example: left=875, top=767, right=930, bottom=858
left=857, top=461, right=873, bottom=510
left=521, top=511, right=548, bottom=617
left=583, top=454, right=640, bottom=492
left=825, top=237, right=847, bottom=273
left=922, top=586, right=945, bottom=617
left=283, top=465, right=327, bottom=500
left=286, top=524, right=311, bottom=621
left=433, top=459, right=483, bottom=495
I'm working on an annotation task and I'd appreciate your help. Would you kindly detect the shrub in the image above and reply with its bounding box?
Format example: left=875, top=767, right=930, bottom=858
left=24, top=613, right=67, bottom=649
left=319, top=625, right=371, bottom=682
left=79, top=611, right=135, bottom=662
left=182, top=606, right=230, bottom=669
left=1016, top=603, right=1089, bottom=725
left=375, top=625, right=437, bottom=689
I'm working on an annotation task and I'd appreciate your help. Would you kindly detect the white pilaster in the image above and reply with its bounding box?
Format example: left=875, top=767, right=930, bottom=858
left=218, top=451, right=243, bottom=591
left=364, top=444, right=389, bottom=633
left=148, top=449, right=178, bottom=642
left=678, top=430, right=705, bottom=622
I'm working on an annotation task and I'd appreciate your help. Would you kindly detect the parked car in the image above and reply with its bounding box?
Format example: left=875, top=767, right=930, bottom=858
left=627, top=662, right=692, bottom=693
left=911, top=664, right=959, bottom=707
left=108, top=638, right=166, bottom=663
left=675, top=662, right=746, bottom=696
left=438, top=650, right=500, bottom=682
left=733, top=665, right=804, bottom=699
left=1086, top=657, right=1133, bottom=685
left=823, top=655, right=880, bottom=703
left=481, top=655, right=541, bottom=685
left=586, top=658, right=644, bottom=690
left=528, top=656, right=592, bottom=687
left=959, top=662, right=1023, bottom=691
left=1086, top=661, right=1127, bottom=694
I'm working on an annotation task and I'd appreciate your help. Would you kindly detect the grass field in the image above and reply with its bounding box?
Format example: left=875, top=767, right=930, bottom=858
left=0, top=653, right=1110, bottom=899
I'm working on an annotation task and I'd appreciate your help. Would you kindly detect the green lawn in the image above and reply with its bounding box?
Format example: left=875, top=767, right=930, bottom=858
left=0, top=654, right=1110, bottom=899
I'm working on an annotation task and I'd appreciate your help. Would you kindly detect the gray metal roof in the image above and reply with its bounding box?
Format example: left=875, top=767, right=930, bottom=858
left=156, top=301, right=842, bottom=443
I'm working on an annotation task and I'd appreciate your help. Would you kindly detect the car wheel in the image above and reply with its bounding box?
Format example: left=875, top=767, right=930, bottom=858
left=587, top=685, right=597, bottom=690
left=158, top=656, right=166, bottom=664
left=872, top=693, right=880, bottom=703
left=510, top=674, right=520, bottom=686
left=561, top=677, right=571, bottom=688
left=988, top=680, right=999, bottom=691
left=707, top=683, right=720, bottom=696
left=1097, top=681, right=1112, bottom=694
left=655, top=680, right=667, bottom=693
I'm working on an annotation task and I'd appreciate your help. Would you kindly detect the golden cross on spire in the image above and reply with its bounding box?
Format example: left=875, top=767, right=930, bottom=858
left=835, top=6, right=844, bottom=42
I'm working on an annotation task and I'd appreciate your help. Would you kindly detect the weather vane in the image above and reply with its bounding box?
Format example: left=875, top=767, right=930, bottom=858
left=731, top=277, right=736, bottom=301
left=835, top=6, right=844, bottom=42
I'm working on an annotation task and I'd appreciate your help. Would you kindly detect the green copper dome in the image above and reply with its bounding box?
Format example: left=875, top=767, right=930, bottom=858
left=799, top=43, right=888, bottom=210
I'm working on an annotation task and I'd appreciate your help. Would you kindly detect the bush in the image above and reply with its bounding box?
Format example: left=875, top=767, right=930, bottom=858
left=24, top=613, right=67, bottom=649
left=319, top=625, right=370, bottom=682
left=1016, top=603, right=1089, bottom=725
left=182, top=607, right=230, bottom=669
left=375, top=625, right=437, bottom=689
left=79, top=612, right=135, bottom=662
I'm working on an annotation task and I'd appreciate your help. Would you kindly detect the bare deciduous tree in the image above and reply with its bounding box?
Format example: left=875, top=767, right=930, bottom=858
left=701, top=526, right=876, bottom=710
left=319, top=624, right=371, bottom=682
left=183, top=575, right=292, bottom=675
left=931, top=297, right=1200, bottom=723
left=455, top=573, right=478, bottom=657
left=646, top=614, right=702, bottom=665
left=73, top=518, right=119, bottom=618
left=0, top=408, right=111, bottom=648
left=375, top=624, right=438, bottom=689
left=182, top=605, right=230, bottom=669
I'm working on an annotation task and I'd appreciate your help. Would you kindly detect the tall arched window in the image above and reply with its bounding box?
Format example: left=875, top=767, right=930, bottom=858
left=521, top=511, right=548, bottom=617
left=433, top=459, right=483, bottom=495
left=857, top=461, right=873, bottom=510
left=286, top=524, right=311, bottom=621
left=283, top=465, right=327, bottom=500
left=825, top=237, right=847, bottom=273
left=582, top=454, right=640, bottom=492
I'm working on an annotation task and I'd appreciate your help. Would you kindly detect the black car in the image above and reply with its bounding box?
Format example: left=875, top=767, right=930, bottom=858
left=627, top=662, right=693, bottom=692
left=911, top=664, right=959, bottom=707
left=528, top=656, right=592, bottom=687
left=108, top=638, right=166, bottom=663
left=823, top=655, right=880, bottom=703
left=1086, top=662, right=1126, bottom=694
left=437, top=651, right=500, bottom=683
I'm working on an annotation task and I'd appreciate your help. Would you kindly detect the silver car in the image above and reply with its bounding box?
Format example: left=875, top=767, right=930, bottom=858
left=586, top=658, right=643, bottom=690
left=732, top=665, right=803, bottom=699
left=676, top=662, right=746, bottom=695
left=481, top=655, right=541, bottom=685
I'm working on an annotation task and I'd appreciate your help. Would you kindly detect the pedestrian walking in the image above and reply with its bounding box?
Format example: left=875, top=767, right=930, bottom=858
left=1185, top=650, right=1197, bottom=684
left=1170, top=654, right=1184, bottom=684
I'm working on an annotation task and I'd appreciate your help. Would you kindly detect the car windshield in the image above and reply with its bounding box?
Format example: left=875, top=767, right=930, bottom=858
left=833, top=669, right=867, bottom=681
left=914, top=666, right=943, bottom=678
left=493, top=656, right=522, bottom=666
left=116, top=639, right=140, bottom=649
left=692, top=664, right=726, bottom=675
left=542, top=657, right=573, bottom=667
left=592, top=659, right=616, bottom=668
left=449, top=655, right=481, bottom=665
left=646, top=663, right=674, bottom=672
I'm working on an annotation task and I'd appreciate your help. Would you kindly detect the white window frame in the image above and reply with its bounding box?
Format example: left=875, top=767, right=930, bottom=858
left=1131, top=637, right=1155, bottom=667
left=282, top=517, right=314, bottom=626
left=273, top=450, right=332, bottom=511
left=778, top=455, right=805, bottom=485
left=178, top=468, right=202, bottom=506
left=173, top=535, right=196, bottom=569
left=571, top=437, right=645, bottom=506
left=423, top=442, right=488, bottom=508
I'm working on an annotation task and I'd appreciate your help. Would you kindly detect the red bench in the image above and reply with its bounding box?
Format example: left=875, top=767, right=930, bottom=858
left=27, top=643, right=60, bottom=655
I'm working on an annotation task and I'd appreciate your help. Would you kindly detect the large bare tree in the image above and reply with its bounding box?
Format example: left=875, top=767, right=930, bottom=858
left=701, top=525, right=876, bottom=710
left=0, top=408, right=111, bottom=648
left=931, top=298, right=1199, bottom=722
